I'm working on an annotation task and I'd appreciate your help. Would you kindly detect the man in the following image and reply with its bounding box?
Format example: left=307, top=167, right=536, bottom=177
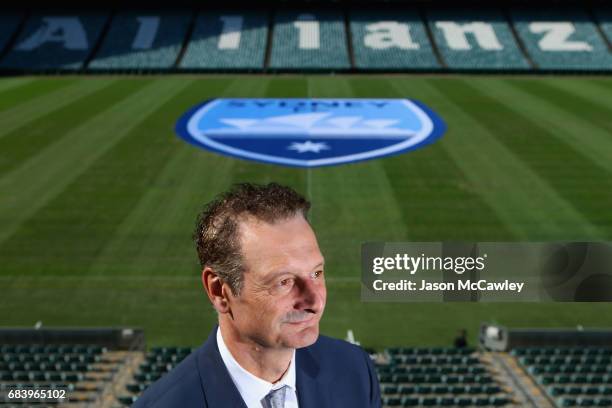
left=134, top=182, right=381, bottom=408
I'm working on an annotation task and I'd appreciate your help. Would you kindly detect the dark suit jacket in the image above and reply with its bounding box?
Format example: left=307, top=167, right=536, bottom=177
left=133, top=327, right=381, bottom=408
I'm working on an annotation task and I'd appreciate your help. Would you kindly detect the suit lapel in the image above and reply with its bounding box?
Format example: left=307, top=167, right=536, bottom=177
left=197, top=326, right=248, bottom=408
left=296, top=345, right=329, bottom=408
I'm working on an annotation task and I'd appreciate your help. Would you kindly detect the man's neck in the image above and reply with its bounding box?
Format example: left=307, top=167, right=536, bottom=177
left=219, top=321, right=294, bottom=383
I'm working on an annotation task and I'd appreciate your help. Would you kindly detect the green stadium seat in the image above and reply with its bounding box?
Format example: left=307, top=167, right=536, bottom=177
left=444, top=375, right=460, bottom=384
left=549, top=386, right=565, bottom=396
left=456, top=397, right=472, bottom=406
left=62, top=373, right=82, bottom=382
left=393, top=373, right=410, bottom=383
left=126, top=383, right=145, bottom=393
left=587, top=375, right=603, bottom=385
left=510, top=8, right=612, bottom=71
left=29, top=372, right=46, bottom=381
left=451, top=385, right=467, bottom=394
left=269, top=10, right=350, bottom=71
left=45, top=373, right=63, bottom=382
left=468, top=385, right=484, bottom=394
left=89, top=11, right=191, bottom=70
left=395, top=366, right=409, bottom=374
left=13, top=371, right=30, bottom=381
left=416, top=385, right=432, bottom=394
left=399, top=385, right=415, bottom=395
left=492, top=396, right=510, bottom=406
left=584, top=386, right=600, bottom=395
left=118, top=395, right=138, bottom=406
left=180, top=10, right=267, bottom=71
left=423, top=366, right=439, bottom=374
left=578, top=397, right=595, bottom=407
left=596, top=398, right=612, bottom=406
left=440, top=366, right=454, bottom=374
left=474, top=397, right=490, bottom=406
left=382, top=384, right=399, bottom=394
left=420, top=397, right=437, bottom=406
left=427, top=8, right=529, bottom=70
left=384, top=396, right=401, bottom=406
left=0, top=345, right=16, bottom=353
left=438, top=397, right=455, bottom=406
left=350, top=9, right=439, bottom=70
left=425, top=375, right=443, bottom=384
left=476, top=375, right=493, bottom=384
left=433, top=385, right=449, bottom=394
left=134, top=373, right=147, bottom=382
left=557, top=397, right=578, bottom=407
left=400, top=397, right=418, bottom=407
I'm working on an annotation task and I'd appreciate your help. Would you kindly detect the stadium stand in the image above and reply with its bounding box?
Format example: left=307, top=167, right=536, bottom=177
left=349, top=9, right=440, bottom=71
left=593, top=7, right=612, bottom=47
left=0, top=328, right=145, bottom=407
left=117, top=346, right=193, bottom=406
left=4, top=326, right=612, bottom=407
left=378, top=347, right=515, bottom=407
left=0, top=343, right=138, bottom=405
left=179, top=10, right=268, bottom=71
left=1, top=5, right=612, bottom=73
left=0, top=13, right=22, bottom=57
left=514, top=347, right=612, bottom=408
left=88, top=11, right=192, bottom=71
left=510, top=8, right=612, bottom=71
left=0, top=12, right=109, bottom=72
left=269, top=10, right=351, bottom=71
left=426, top=8, right=530, bottom=70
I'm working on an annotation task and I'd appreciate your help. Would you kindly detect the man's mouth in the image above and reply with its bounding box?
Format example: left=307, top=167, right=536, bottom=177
left=285, top=314, right=315, bottom=325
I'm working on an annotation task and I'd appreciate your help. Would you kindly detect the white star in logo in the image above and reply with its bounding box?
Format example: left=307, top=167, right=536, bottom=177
left=287, top=141, right=330, bottom=154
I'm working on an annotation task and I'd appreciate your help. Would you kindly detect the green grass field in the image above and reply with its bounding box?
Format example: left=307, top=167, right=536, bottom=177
left=1, top=75, right=611, bottom=349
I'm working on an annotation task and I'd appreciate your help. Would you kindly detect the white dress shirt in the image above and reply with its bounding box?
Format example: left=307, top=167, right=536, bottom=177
left=217, top=327, right=299, bottom=408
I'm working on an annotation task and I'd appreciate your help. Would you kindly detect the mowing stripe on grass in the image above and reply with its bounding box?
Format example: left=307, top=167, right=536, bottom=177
left=438, top=78, right=611, bottom=238
left=0, top=78, right=75, bottom=114
left=0, top=79, right=188, bottom=255
left=0, top=77, right=34, bottom=93
left=307, top=77, right=410, bottom=277
left=0, top=80, right=147, bottom=175
left=347, top=77, right=513, bottom=241
left=265, top=77, right=308, bottom=97
left=547, top=78, right=612, bottom=113
left=0, top=79, right=199, bottom=276
left=86, top=78, right=273, bottom=277
left=474, top=79, right=612, bottom=177
left=0, top=80, right=111, bottom=140
left=123, top=78, right=276, bottom=276
left=420, top=78, right=602, bottom=240
left=510, top=78, right=612, bottom=135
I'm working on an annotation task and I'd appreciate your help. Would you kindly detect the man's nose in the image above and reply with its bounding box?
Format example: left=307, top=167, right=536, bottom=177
left=295, top=278, right=325, bottom=312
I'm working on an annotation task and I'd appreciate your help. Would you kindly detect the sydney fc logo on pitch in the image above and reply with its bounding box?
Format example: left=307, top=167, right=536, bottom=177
left=175, top=98, right=446, bottom=168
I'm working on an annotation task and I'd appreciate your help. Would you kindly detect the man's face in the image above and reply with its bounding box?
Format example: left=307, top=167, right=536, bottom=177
left=225, top=214, right=326, bottom=350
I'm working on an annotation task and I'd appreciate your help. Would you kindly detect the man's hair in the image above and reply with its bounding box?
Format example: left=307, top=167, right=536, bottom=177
left=194, top=182, right=311, bottom=296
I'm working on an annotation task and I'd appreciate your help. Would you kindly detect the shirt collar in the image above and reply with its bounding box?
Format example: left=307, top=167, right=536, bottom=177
left=217, top=327, right=296, bottom=404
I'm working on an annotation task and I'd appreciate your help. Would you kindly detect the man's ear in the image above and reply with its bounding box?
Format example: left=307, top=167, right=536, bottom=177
left=202, top=267, right=232, bottom=314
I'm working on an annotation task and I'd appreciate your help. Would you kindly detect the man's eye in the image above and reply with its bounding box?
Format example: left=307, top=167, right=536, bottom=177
left=312, top=270, right=323, bottom=279
left=279, top=278, right=294, bottom=287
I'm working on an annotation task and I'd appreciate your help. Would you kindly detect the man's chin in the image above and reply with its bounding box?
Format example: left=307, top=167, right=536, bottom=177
left=284, top=325, right=320, bottom=349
